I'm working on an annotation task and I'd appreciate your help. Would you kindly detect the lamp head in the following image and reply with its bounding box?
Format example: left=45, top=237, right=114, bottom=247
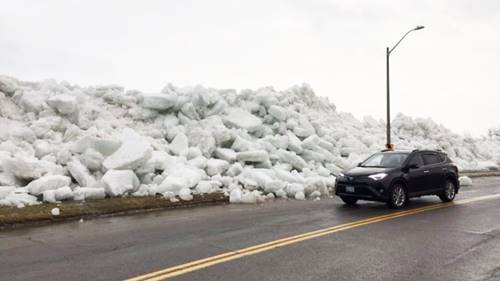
left=414, top=25, right=425, bottom=31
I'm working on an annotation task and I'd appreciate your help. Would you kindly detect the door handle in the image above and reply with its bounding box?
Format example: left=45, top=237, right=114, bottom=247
left=423, top=170, right=430, bottom=173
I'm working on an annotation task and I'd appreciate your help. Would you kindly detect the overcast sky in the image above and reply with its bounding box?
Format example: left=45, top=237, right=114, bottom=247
left=1, top=0, right=499, bottom=136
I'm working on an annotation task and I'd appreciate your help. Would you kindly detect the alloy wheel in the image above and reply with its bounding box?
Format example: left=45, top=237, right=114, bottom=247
left=392, top=185, right=406, bottom=208
left=445, top=181, right=456, bottom=200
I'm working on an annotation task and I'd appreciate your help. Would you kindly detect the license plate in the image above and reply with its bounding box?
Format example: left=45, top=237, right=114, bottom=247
left=346, top=186, right=355, bottom=192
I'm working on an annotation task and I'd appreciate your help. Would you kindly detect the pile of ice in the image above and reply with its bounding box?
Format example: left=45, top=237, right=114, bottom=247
left=0, top=75, right=499, bottom=207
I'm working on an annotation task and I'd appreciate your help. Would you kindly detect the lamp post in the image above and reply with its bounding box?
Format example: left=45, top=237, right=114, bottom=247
left=385, top=25, right=425, bottom=149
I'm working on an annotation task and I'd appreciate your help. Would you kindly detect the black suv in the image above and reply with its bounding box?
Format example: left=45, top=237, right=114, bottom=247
left=335, top=149, right=459, bottom=208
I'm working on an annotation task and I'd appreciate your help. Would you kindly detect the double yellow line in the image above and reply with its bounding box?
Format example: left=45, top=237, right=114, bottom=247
left=127, top=193, right=500, bottom=281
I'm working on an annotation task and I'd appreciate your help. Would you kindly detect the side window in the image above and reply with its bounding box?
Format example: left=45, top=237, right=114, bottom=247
left=422, top=153, right=441, bottom=165
left=408, top=154, right=424, bottom=167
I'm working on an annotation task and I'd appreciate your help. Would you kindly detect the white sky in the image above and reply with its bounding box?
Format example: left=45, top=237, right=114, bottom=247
left=1, top=0, right=499, bottom=136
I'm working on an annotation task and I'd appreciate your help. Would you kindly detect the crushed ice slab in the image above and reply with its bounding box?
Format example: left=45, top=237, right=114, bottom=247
left=26, top=175, right=72, bottom=196
left=223, top=108, right=262, bottom=132
left=102, top=170, right=140, bottom=197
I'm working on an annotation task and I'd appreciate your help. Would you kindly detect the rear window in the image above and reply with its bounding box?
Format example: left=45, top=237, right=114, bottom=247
left=422, top=153, right=442, bottom=165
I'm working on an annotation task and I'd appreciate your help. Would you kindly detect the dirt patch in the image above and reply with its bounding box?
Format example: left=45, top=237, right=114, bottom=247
left=0, top=193, right=228, bottom=228
left=462, top=171, right=500, bottom=178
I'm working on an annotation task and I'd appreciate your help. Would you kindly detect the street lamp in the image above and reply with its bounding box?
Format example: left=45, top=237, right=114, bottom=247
left=385, top=25, right=425, bottom=149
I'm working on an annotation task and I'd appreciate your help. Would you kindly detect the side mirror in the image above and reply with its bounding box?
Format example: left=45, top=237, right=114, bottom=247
left=357, top=162, right=362, bottom=167
left=403, top=164, right=418, bottom=173
left=408, top=164, right=419, bottom=169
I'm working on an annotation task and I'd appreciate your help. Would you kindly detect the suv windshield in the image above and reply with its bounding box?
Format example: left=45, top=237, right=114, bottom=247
left=360, top=152, right=409, bottom=168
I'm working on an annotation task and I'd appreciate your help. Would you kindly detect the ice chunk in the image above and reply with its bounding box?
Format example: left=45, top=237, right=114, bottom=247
left=309, top=190, right=321, bottom=198
left=33, top=140, right=56, bottom=158
left=301, top=149, right=325, bottom=163
left=51, top=207, right=60, bottom=216
left=47, top=94, right=78, bottom=115
left=169, top=132, right=189, bottom=156
left=238, top=168, right=275, bottom=190
left=241, top=190, right=265, bottom=204
left=459, top=176, right=472, bottom=187
left=102, top=170, right=140, bottom=197
left=26, top=175, right=72, bottom=195
left=223, top=108, right=262, bottom=132
left=206, top=159, right=230, bottom=176
left=2, top=156, right=44, bottom=180
left=0, top=75, right=17, bottom=96
left=263, top=135, right=289, bottom=150
left=0, top=186, right=15, bottom=199
left=73, top=187, right=106, bottom=201
left=293, top=118, right=315, bottom=138
left=231, top=135, right=259, bottom=152
left=67, top=158, right=96, bottom=187
left=286, top=131, right=303, bottom=154
left=0, top=172, right=18, bottom=186
left=181, top=102, right=200, bottom=120
left=214, top=148, right=237, bottom=162
left=178, top=188, right=193, bottom=201
left=226, top=163, right=244, bottom=177
left=236, top=150, right=269, bottom=163
left=72, top=136, right=121, bottom=156
left=54, top=186, right=73, bottom=201
left=195, top=180, right=221, bottom=194
left=17, top=90, right=48, bottom=113
left=294, top=191, right=305, bottom=200
left=142, top=93, right=177, bottom=110
left=188, top=156, right=208, bottom=169
left=43, top=190, right=57, bottom=203
left=103, top=131, right=152, bottom=170
left=277, top=149, right=307, bottom=170
left=80, top=148, right=104, bottom=171
left=268, top=105, right=287, bottom=121
left=229, top=188, right=242, bottom=203
left=186, top=147, right=202, bottom=160
left=0, top=191, right=39, bottom=207
left=286, top=183, right=305, bottom=197
left=273, top=168, right=306, bottom=184
left=154, top=165, right=207, bottom=194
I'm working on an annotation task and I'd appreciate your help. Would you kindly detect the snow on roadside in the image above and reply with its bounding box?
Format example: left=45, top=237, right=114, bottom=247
left=459, top=176, right=473, bottom=187
left=0, top=75, right=498, bottom=207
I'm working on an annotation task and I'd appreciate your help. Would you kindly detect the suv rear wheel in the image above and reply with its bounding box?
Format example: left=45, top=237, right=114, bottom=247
left=387, top=183, right=408, bottom=209
left=439, top=180, right=456, bottom=202
left=340, top=196, right=358, bottom=205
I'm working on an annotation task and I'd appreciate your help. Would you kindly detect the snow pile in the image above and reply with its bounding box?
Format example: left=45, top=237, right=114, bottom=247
left=459, top=176, right=473, bottom=187
left=0, top=75, right=499, bottom=207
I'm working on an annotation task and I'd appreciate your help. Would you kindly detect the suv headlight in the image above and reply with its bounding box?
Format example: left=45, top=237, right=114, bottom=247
left=368, top=173, right=388, bottom=181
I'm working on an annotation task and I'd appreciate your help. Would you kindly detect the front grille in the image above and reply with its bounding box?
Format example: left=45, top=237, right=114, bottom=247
left=336, top=184, right=374, bottom=196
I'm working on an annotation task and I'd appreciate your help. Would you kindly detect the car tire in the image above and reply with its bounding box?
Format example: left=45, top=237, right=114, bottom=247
left=340, top=196, right=358, bottom=205
left=439, top=180, right=456, bottom=202
left=387, top=183, right=408, bottom=209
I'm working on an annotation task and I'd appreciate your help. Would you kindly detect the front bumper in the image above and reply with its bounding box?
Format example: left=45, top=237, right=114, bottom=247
left=335, top=178, right=389, bottom=202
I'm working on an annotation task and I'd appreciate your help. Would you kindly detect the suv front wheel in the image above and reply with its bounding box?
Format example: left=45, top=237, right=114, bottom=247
left=387, top=183, right=408, bottom=209
left=439, top=180, right=456, bottom=202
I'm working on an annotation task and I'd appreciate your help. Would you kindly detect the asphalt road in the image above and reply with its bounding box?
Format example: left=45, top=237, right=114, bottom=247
left=1, top=177, right=500, bottom=281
